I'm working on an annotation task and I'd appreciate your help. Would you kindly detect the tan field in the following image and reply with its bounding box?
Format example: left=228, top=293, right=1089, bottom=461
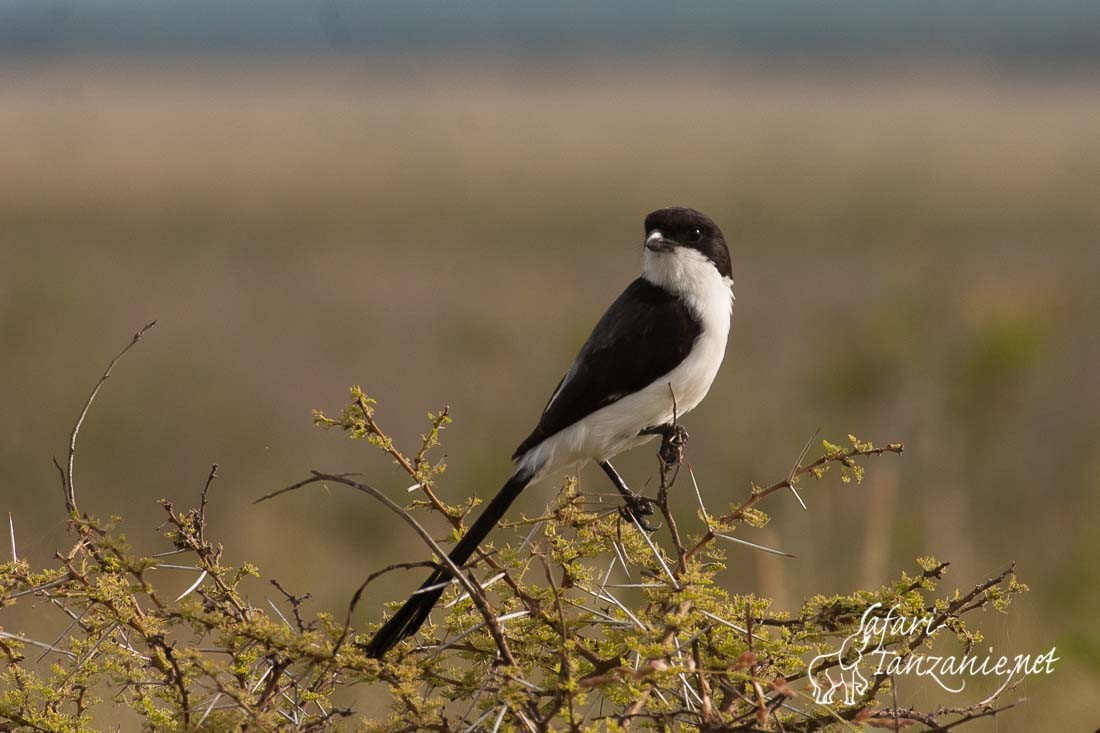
left=1, top=59, right=1098, bottom=728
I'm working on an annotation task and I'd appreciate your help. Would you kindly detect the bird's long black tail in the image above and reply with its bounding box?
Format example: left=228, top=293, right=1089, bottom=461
left=362, top=469, right=534, bottom=659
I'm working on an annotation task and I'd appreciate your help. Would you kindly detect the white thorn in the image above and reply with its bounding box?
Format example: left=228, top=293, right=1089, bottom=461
left=174, top=569, right=208, bottom=602
left=445, top=572, right=505, bottom=608
left=267, top=598, right=292, bottom=628
left=196, top=693, right=223, bottom=726
left=489, top=706, right=508, bottom=733
left=713, top=532, right=795, bottom=558
left=688, top=467, right=710, bottom=526
left=788, top=484, right=808, bottom=510
left=629, top=513, right=680, bottom=589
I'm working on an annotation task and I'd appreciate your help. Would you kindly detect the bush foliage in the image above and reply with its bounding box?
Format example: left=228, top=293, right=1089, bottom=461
left=0, top=331, right=1027, bottom=731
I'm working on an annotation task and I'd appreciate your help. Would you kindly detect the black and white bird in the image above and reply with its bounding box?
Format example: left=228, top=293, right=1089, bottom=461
left=364, top=206, right=734, bottom=658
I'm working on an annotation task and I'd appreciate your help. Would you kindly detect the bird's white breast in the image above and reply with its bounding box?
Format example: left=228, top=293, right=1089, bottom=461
left=521, top=248, right=733, bottom=481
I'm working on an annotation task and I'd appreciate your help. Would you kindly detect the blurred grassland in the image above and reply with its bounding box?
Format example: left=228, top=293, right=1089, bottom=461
left=0, top=60, right=1098, bottom=728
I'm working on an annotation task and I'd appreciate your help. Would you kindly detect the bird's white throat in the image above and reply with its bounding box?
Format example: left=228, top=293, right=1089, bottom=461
left=642, top=246, right=734, bottom=324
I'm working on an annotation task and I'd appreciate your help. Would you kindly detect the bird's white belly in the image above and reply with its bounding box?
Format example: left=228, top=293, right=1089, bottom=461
left=523, top=312, right=730, bottom=481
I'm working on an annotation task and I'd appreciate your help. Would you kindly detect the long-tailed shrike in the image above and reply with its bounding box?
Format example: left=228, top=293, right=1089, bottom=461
left=364, top=206, right=733, bottom=658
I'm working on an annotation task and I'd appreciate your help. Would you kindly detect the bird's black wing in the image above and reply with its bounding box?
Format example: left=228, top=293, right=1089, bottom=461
left=512, top=278, right=701, bottom=459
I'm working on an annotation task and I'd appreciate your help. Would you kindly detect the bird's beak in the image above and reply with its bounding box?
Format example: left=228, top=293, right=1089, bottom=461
left=645, top=230, right=675, bottom=252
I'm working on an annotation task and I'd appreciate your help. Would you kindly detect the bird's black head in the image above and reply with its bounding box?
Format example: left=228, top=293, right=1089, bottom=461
left=642, top=207, right=731, bottom=279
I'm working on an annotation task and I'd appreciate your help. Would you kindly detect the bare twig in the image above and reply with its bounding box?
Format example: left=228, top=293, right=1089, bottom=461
left=198, top=463, right=218, bottom=545
left=332, top=561, right=439, bottom=655
left=59, top=320, right=156, bottom=515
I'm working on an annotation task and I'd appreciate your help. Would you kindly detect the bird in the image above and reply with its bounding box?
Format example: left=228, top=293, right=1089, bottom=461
left=363, top=206, right=734, bottom=659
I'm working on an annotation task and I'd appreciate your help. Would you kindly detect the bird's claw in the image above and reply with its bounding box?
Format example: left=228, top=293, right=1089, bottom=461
left=620, top=495, right=659, bottom=532
left=658, top=424, right=689, bottom=468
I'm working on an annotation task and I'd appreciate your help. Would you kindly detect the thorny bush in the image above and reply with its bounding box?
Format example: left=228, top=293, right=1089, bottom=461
left=0, top=328, right=1028, bottom=731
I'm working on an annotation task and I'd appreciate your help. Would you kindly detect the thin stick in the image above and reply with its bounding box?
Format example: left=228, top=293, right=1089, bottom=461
left=60, top=320, right=156, bottom=515
left=198, top=463, right=218, bottom=545
left=332, top=561, right=438, bottom=655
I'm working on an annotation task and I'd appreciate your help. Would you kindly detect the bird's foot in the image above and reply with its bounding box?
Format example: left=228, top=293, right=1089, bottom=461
left=599, top=459, right=660, bottom=531
left=658, top=424, right=689, bottom=469
left=619, top=494, right=659, bottom=532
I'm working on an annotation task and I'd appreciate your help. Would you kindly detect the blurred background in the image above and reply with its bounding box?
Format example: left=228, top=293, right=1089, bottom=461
left=1, top=2, right=1098, bottom=729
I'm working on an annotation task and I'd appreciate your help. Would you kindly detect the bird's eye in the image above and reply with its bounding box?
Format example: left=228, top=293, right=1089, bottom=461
left=688, top=228, right=703, bottom=242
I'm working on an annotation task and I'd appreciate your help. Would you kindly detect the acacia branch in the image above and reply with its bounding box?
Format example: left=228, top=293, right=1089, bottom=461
left=255, top=471, right=519, bottom=667
left=58, top=320, right=156, bottom=516
left=683, top=441, right=904, bottom=567
left=353, top=396, right=462, bottom=530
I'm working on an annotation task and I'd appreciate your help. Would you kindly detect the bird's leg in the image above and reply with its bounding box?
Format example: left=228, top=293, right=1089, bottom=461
left=640, top=423, right=690, bottom=473
left=598, top=460, right=658, bottom=531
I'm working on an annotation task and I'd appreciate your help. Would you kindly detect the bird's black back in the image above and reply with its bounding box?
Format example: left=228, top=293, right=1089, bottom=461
left=512, top=277, right=701, bottom=459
